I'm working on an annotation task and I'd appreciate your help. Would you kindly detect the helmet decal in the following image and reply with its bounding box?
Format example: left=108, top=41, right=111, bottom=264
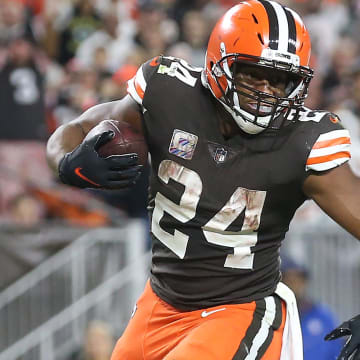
left=259, top=0, right=297, bottom=54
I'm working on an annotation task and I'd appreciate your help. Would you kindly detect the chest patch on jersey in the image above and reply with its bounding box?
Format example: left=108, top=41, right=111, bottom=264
left=169, top=129, right=198, bottom=160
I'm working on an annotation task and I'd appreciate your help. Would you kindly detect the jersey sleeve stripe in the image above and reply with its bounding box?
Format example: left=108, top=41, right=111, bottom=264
left=312, top=136, right=351, bottom=149
left=127, top=78, right=143, bottom=104
left=306, top=151, right=350, bottom=166
left=135, top=65, right=147, bottom=91
left=308, top=143, right=351, bottom=158
left=305, top=128, right=351, bottom=171
left=315, top=129, right=350, bottom=141
left=306, top=156, right=350, bottom=171
left=126, top=65, right=148, bottom=105
left=134, top=78, right=145, bottom=99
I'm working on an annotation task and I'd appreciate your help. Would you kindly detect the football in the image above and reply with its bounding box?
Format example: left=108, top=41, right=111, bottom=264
left=85, top=119, right=148, bottom=166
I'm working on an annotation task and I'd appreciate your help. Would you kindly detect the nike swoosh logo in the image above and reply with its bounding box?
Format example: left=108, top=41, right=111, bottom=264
left=74, top=167, right=100, bottom=187
left=201, top=307, right=226, bottom=318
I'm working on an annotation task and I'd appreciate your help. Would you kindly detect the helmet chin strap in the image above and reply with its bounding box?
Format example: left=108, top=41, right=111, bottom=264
left=222, top=100, right=267, bottom=135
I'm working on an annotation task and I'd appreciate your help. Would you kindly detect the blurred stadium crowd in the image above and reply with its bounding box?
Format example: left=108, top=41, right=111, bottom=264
left=1, top=0, right=360, bottom=358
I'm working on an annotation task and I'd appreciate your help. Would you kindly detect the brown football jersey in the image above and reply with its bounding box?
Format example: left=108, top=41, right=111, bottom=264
left=127, top=56, right=351, bottom=310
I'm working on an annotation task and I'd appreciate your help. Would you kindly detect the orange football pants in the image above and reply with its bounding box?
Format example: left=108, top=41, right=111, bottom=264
left=111, top=281, right=286, bottom=360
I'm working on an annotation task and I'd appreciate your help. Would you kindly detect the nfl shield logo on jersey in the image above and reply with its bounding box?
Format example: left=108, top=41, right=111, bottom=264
left=214, top=147, right=227, bottom=163
left=169, top=129, right=198, bottom=160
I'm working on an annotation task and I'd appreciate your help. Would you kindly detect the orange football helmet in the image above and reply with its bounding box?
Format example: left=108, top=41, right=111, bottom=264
left=204, top=0, right=313, bottom=134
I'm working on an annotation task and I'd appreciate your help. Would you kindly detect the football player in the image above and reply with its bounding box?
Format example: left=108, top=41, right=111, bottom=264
left=46, top=1, right=360, bottom=359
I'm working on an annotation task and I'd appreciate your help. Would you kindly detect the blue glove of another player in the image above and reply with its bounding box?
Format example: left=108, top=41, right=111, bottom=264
left=325, top=314, right=360, bottom=360
left=58, top=130, right=142, bottom=189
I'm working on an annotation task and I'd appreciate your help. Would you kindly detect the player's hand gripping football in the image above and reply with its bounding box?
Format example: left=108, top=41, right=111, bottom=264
left=58, top=130, right=142, bottom=189
left=325, top=314, right=360, bottom=360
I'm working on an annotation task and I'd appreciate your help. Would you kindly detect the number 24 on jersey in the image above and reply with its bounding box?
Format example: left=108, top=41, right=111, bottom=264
left=152, top=160, right=266, bottom=270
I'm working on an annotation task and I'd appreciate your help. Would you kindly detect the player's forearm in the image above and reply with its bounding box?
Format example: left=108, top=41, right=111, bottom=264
left=46, top=122, right=86, bottom=176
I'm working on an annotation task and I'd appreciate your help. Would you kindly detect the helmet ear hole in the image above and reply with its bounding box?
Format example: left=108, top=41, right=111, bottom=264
left=257, top=33, right=264, bottom=45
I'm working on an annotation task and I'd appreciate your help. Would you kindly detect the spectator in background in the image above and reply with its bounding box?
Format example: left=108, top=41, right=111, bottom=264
left=57, top=0, right=102, bottom=66
left=52, top=63, right=100, bottom=126
left=321, top=36, right=358, bottom=109
left=166, top=0, right=223, bottom=24
left=39, top=0, right=82, bottom=60
left=94, top=0, right=136, bottom=26
left=75, top=11, right=135, bottom=74
left=132, top=2, right=176, bottom=62
left=107, top=64, right=138, bottom=100
left=281, top=257, right=343, bottom=360
left=70, top=67, right=100, bottom=110
left=0, top=0, right=29, bottom=46
left=0, top=33, right=46, bottom=140
left=70, top=320, right=114, bottom=360
left=167, top=10, right=210, bottom=67
left=296, top=0, right=349, bottom=76
left=325, top=60, right=360, bottom=176
left=8, top=192, right=46, bottom=228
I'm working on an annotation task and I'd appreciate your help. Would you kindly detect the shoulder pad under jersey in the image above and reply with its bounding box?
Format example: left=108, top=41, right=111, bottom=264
left=127, top=56, right=202, bottom=106
left=126, top=56, right=162, bottom=105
